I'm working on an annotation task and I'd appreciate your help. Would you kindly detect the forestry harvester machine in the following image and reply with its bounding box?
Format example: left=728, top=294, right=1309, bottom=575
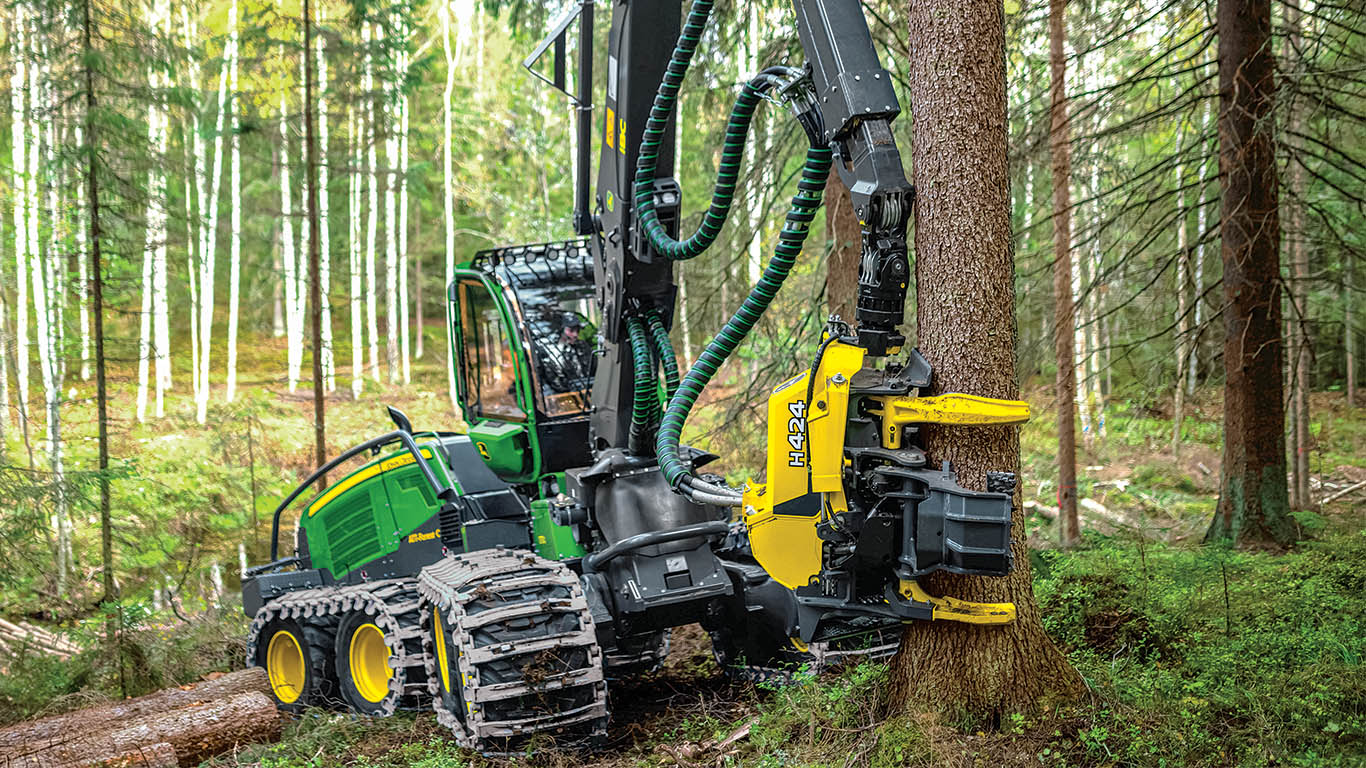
left=241, top=0, right=1030, bottom=752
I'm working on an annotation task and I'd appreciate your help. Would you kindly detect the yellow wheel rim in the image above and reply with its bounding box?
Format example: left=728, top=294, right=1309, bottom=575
left=349, top=623, right=393, bottom=703
left=433, top=608, right=452, bottom=694
left=266, top=630, right=306, bottom=704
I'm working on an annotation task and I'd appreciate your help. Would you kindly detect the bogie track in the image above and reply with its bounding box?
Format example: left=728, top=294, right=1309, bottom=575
left=418, top=549, right=608, bottom=753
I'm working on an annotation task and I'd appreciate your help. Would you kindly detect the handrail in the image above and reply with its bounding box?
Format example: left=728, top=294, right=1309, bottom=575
left=582, top=520, right=730, bottom=573
left=268, top=430, right=457, bottom=561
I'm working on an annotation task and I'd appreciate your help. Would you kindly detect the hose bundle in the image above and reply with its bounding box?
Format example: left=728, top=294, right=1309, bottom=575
left=627, top=0, right=832, bottom=506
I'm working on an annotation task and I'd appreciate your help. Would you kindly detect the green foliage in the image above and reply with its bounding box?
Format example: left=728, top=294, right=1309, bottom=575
left=1035, top=524, right=1366, bottom=766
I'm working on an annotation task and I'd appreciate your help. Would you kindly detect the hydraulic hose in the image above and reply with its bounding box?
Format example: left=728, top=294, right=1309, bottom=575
left=656, top=146, right=834, bottom=500
left=647, top=311, right=680, bottom=402
left=633, top=0, right=778, bottom=261
left=626, top=317, right=660, bottom=456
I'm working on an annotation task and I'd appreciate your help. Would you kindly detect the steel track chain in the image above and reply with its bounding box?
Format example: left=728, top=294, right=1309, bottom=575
left=246, top=578, right=431, bottom=715
left=416, top=548, right=607, bottom=753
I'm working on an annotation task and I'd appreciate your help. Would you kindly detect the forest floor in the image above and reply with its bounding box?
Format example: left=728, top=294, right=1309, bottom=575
left=2, top=333, right=1365, bottom=766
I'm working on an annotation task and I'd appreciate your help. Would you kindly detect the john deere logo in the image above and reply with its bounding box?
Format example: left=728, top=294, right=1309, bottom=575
left=476, top=441, right=491, bottom=459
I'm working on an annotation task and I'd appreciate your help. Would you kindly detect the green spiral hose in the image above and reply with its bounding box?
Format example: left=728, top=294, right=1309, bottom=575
left=626, top=317, right=660, bottom=456
left=656, top=146, right=834, bottom=493
left=633, top=0, right=772, bottom=262
left=647, top=311, right=680, bottom=402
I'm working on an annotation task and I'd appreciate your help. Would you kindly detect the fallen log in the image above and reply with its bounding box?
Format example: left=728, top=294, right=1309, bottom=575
left=52, top=742, right=178, bottom=768
left=0, top=668, right=270, bottom=753
left=1, top=692, right=280, bottom=768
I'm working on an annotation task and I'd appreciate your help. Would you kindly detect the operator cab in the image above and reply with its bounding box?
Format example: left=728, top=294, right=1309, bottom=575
left=448, top=239, right=597, bottom=485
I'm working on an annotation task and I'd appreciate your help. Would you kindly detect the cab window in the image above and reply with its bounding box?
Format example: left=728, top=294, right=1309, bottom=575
left=457, top=280, right=525, bottom=420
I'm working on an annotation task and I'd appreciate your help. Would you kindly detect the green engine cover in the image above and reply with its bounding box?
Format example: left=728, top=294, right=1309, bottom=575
left=299, top=443, right=452, bottom=578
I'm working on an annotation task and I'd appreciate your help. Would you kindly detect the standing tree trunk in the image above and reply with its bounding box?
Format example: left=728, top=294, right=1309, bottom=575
left=304, top=0, right=326, bottom=471
left=10, top=5, right=34, bottom=459
left=1207, top=0, right=1294, bottom=546
left=1047, top=0, right=1080, bottom=547
left=397, top=38, right=412, bottom=385
left=317, top=8, right=335, bottom=394
left=1347, top=255, right=1356, bottom=407
left=824, top=171, right=859, bottom=323
left=363, top=21, right=382, bottom=384
left=1284, top=2, right=1310, bottom=509
left=441, top=2, right=458, bottom=407
left=888, top=0, right=1083, bottom=714
left=225, top=0, right=242, bottom=402
left=349, top=105, right=365, bottom=398
left=81, top=0, right=116, bottom=661
left=280, top=95, right=302, bottom=392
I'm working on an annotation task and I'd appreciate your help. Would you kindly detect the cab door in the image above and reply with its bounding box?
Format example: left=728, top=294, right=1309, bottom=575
left=448, top=273, right=538, bottom=483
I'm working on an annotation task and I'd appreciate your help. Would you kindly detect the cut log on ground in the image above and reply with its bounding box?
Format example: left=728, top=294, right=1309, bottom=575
left=51, top=741, right=178, bottom=768
left=0, top=692, right=281, bottom=768
left=0, top=667, right=270, bottom=754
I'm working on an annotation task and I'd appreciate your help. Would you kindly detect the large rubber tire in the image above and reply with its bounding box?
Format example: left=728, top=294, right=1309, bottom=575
left=335, top=611, right=398, bottom=715
left=255, top=617, right=335, bottom=712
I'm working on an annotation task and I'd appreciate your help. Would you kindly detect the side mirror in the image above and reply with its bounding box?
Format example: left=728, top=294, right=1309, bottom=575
left=387, top=406, right=414, bottom=435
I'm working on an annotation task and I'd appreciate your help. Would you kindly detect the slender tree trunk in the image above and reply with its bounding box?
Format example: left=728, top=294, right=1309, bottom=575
left=281, top=95, right=301, bottom=391
left=441, top=3, right=457, bottom=408
left=397, top=38, right=411, bottom=385
left=304, top=0, right=327, bottom=471
left=1190, top=97, right=1211, bottom=397
left=349, top=105, right=364, bottom=398
left=364, top=21, right=382, bottom=383
left=1347, top=255, right=1356, bottom=407
left=1048, top=0, right=1080, bottom=547
left=824, top=171, right=859, bottom=323
left=1284, top=2, right=1311, bottom=508
left=192, top=11, right=230, bottom=424
left=414, top=202, right=423, bottom=360
left=82, top=0, right=116, bottom=628
left=382, top=22, right=400, bottom=385
left=225, top=0, right=242, bottom=402
left=10, top=6, right=33, bottom=453
left=1207, top=0, right=1294, bottom=546
left=317, top=10, right=335, bottom=394
left=889, top=0, right=1083, bottom=714
left=1174, top=153, right=1189, bottom=457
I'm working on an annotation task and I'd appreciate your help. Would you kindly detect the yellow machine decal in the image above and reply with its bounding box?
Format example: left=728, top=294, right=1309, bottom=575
left=407, top=529, right=440, bottom=544
left=744, top=341, right=864, bottom=589
left=309, top=447, right=435, bottom=517
left=604, top=107, right=615, bottom=149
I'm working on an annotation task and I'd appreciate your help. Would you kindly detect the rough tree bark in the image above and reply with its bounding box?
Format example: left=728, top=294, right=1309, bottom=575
left=1, top=692, right=280, bottom=767
left=888, top=0, right=1083, bottom=715
left=0, top=668, right=270, bottom=751
left=824, top=171, right=859, bottom=322
left=304, top=0, right=326, bottom=472
left=1047, top=0, right=1080, bottom=548
left=1206, top=0, right=1294, bottom=546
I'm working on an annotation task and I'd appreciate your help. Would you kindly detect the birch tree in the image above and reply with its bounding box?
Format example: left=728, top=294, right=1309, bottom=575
left=225, top=0, right=243, bottom=402
left=382, top=20, right=401, bottom=385
left=138, top=0, right=173, bottom=421
left=317, top=9, right=335, bottom=393
left=10, top=4, right=33, bottom=447
left=281, top=95, right=303, bottom=391
left=190, top=6, right=232, bottom=424
left=364, top=21, right=382, bottom=383
left=349, top=104, right=365, bottom=397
